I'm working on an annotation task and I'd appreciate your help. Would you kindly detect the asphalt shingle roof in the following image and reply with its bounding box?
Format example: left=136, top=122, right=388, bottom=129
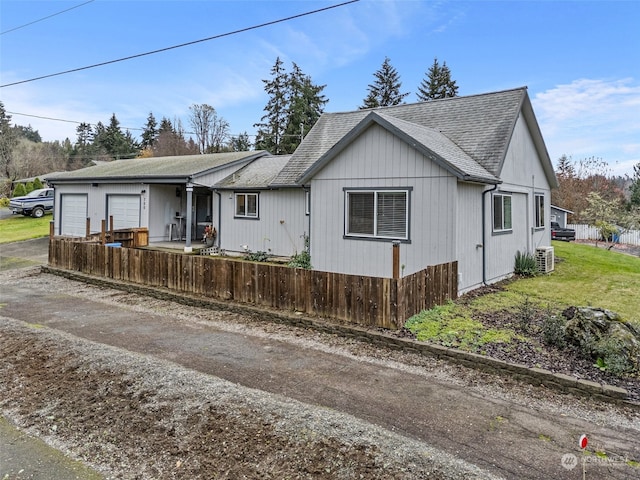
left=272, top=87, right=528, bottom=186
left=47, top=151, right=269, bottom=182
left=215, top=155, right=292, bottom=189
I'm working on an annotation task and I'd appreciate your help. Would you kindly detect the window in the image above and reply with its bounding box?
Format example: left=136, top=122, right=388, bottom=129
left=235, top=193, right=258, bottom=218
left=493, top=193, right=512, bottom=232
left=345, top=189, right=409, bottom=239
left=535, top=193, right=545, bottom=228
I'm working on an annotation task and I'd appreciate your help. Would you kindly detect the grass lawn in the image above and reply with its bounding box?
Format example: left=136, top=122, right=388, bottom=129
left=0, top=212, right=51, bottom=244
left=406, top=240, right=640, bottom=348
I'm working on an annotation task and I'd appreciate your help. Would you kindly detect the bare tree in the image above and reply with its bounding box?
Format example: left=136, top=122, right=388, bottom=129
left=189, top=104, right=229, bottom=154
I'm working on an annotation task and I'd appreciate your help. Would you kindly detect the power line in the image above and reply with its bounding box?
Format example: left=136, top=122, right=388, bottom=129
left=0, top=0, right=95, bottom=36
left=1, top=0, right=360, bottom=88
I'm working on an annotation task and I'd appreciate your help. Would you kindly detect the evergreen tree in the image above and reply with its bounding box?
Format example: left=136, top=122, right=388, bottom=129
left=281, top=62, right=328, bottom=154
left=360, top=57, right=409, bottom=109
left=141, top=112, right=158, bottom=149
left=228, top=132, right=251, bottom=152
left=0, top=101, right=18, bottom=179
left=93, top=114, right=139, bottom=159
left=417, top=58, right=459, bottom=101
left=152, top=117, right=198, bottom=157
left=630, top=162, right=640, bottom=207
left=254, top=57, right=290, bottom=154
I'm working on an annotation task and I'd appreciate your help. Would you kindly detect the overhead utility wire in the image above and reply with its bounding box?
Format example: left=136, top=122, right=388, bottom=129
left=0, top=0, right=360, bottom=88
left=0, top=0, right=95, bottom=36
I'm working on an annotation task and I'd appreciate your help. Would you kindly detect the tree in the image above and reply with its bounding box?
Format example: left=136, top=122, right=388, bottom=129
left=228, top=132, right=251, bottom=152
left=141, top=112, right=158, bottom=149
left=12, top=183, right=26, bottom=197
left=629, top=162, right=640, bottom=207
left=254, top=57, right=290, bottom=154
left=581, top=192, right=622, bottom=245
left=551, top=155, right=625, bottom=223
left=360, top=57, right=409, bottom=109
left=279, top=62, right=328, bottom=154
left=13, top=124, right=42, bottom=143
left=0, top=101, right=18, bottom=179
left=152, top=117, right=198, bottom=157
left=417, top=58, right=459, bottom=101
left=92, top=114, right=139, bottom=159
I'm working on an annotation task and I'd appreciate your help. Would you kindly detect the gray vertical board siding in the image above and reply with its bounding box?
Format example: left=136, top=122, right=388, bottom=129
left=310, top=124, right=456, bottom=279
left=456, top=182, right=485, bottom=293
left=218, top=189, right=306, bottom=257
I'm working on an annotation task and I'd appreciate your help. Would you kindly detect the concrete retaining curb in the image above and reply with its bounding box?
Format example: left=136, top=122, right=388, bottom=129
left=43, top=266, right=638, bottom=410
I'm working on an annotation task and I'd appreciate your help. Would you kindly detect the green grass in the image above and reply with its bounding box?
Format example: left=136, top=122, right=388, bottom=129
left=0, top=212, right=51, bottom=244
left=407, top=240, right=640, bottom=348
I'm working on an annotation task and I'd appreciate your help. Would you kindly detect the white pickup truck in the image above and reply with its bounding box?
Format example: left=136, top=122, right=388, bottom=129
left=9, top=188, right=54, bottom=218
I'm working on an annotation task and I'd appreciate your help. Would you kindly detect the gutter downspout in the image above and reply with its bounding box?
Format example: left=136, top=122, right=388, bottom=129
left=214, top=190, right=222, bottom=249
left=482, top=184, right=499, bottom=285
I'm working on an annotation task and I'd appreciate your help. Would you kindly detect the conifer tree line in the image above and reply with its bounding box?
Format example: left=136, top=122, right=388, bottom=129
left=2, top=55, right=639, bottom=224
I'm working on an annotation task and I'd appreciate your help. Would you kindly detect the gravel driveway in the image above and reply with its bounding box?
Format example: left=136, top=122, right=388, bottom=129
left=0, top=240, right=639, bottom=479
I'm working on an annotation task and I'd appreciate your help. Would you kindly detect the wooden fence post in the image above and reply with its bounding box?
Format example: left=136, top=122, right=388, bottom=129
left=85, top=218, right=91, bottom=238
left=392, top=241, right=400, bottom=279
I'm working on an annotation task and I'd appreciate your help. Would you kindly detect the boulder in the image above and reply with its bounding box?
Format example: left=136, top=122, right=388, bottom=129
left=563, top=306, right=640, bottom=374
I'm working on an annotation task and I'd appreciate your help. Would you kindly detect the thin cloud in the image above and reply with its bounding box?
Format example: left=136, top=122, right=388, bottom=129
left=533, top=78, right=640, bottom=176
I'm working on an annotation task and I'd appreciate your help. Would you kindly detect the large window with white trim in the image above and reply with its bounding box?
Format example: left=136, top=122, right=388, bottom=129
left=493, top=193, right=512, bottom=232
left=235, top=193, right=258, bottom=218
left=535, top=193, right=545, bottom=228
left=345, top=189, right=409, bottom=240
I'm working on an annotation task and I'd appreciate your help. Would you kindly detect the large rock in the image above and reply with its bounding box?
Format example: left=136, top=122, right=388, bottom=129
left=563, top=306, right=640, bottom=374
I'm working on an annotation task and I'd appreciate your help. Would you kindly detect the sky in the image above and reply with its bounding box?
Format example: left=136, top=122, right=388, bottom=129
left=1, top=0, right=639, bottom=177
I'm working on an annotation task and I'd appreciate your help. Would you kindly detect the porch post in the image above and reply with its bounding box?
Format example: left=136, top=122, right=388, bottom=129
left=184, top=183, right=194, bottom=253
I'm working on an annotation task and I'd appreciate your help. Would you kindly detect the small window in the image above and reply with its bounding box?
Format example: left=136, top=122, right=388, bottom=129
left=535, top=193, right=545, bottom=228
left=493, top=193, right=512, bottom=232
left=345, top=189, right=408, bottom=240
left=235, top=193, right=258, bottom=218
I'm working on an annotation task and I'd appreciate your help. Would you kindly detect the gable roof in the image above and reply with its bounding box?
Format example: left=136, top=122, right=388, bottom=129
left=272, top=87, right=557, bottom=188
left=215, top=155, right=292, bottom=189
left=47, top=151, right=270, bottom=184
left=299, top=112, right=499, bottom=184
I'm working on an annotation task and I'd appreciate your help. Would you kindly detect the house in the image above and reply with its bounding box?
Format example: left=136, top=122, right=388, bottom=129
left=213, top=155, right=307, bottom=257
left=47, top=151, right=270, bottom=251
left=550, top=205, right=574, bottom=228
left=267, top=86, right=558, bottom=293
left=47, top=86, right=558, bottom=296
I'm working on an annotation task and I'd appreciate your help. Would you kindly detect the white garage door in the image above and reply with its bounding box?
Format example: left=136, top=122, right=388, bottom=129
left=108, top=195, right=140, bottom=230
left=60, top=194, right=88, bottom=237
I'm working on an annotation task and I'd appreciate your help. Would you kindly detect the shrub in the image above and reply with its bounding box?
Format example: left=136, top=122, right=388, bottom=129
left=288, top=234, right=311, bottom=269
left=541, top=309, right=566, bottom=348
left=12, top=183, right=27, bottom=197
left=245, top=250, right=270, bottom=262
left=514, top=295, right=536, bottom=333
left=514, top=250, right=538, bottom=276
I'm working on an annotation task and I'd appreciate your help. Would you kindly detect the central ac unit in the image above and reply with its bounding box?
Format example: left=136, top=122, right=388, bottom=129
left=536, top=246, right=555, bottom=273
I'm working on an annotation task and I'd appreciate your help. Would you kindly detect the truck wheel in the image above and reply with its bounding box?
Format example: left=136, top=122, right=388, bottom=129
left=31, top=207, right=45, bottom=218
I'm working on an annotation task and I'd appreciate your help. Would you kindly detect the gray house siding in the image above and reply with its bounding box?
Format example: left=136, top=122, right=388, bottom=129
left=217, top=188, right=307, bottom=257
left=483, top=114, right=553, bottom=285
left=455, top=182, right=485, bottom=294
left=310, top=124, right=456, bottom=278
left=54, top=183, right=148, bottom=237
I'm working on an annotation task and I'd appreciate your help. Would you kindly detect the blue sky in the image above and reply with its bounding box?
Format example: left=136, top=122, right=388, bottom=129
left=1, top=0, right=638, bottom=177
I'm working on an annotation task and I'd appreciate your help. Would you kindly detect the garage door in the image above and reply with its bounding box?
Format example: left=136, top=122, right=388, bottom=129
left=108, top=195, right=140, bottom=230
left=60, top=194, right=88, bottom=237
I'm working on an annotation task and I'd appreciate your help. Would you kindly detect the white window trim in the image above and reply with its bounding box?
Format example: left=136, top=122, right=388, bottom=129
left=534, top=193, right=545, bottom=229
left=344, top=188, right=410, bottom=240
left=492, top=193, right=513, bottom=233
left=234, top=192, right=259, bottom=219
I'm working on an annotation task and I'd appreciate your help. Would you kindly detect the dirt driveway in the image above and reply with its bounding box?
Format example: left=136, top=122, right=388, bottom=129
left=0, top=240, right=639, bottom=479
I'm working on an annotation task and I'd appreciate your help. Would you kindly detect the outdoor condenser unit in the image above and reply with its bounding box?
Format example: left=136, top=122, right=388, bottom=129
left=536, top=246, right=555, bottom=273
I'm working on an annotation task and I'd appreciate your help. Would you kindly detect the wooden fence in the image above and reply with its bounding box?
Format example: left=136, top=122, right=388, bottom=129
left=48, top=237, right=457, bottom=329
